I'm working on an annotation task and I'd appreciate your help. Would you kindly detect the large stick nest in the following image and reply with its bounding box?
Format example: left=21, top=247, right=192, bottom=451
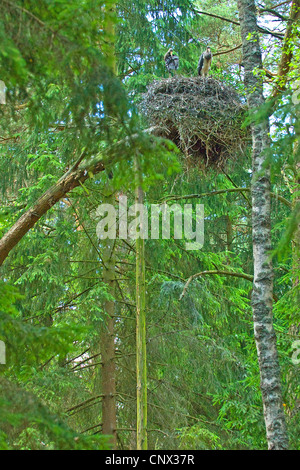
left=140, top=76, right=249, bottom=168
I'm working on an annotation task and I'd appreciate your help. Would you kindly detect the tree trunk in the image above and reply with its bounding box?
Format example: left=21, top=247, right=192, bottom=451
left=96, top=4, right=118, bottom=446
left=237, top=0, right=289, bottom=450
left=101, top=238, right=117, bottom=447
left=292, top=118, right=300, bottom=292
left=272, top=0, right=300, bottom=98
left=226, top=215, right=233, bottom=253
left=135, top=155, right=148, bottom=450
left=288, top=120, right=300, bottom=416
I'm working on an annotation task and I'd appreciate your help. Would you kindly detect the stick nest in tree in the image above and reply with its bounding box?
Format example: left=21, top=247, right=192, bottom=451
left=140, top=76, right=249, bottom=168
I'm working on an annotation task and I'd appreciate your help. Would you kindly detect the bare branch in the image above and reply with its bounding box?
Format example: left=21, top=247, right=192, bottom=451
left=214, top=43, right=242, bottom=56
left=193, top=8, right=285, bottom=39
left=179, top=270, right=254, bottom=301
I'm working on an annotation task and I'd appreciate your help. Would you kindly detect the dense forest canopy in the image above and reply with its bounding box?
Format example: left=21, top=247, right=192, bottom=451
left=0, top=0, right=299, bottom=451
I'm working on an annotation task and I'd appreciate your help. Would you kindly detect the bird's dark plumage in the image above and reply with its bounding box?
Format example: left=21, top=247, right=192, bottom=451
left=197, top=54, right=204, bottom=75
left=198, top=47, right=212, bottom=77
left=164, top=48, right=179, bottom=75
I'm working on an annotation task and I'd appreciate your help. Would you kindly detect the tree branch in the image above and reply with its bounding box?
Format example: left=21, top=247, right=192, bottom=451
left=0, top=126, right=165, bottom=267
left=161, top=188, right=292, bottom=208
left=179, top=270, right=254, bottom=301
left=193, top=8, right=240, bottom=25
left=0, top=155, right=105, bottom=267
left=214, top=43, right=243, bottom=56
left=193, top=8, right=285, bottom=39
left=65, top=395, right=104, bottom=414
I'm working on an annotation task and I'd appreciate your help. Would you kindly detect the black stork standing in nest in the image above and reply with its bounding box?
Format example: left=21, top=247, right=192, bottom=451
left=164, top=48, right=179, bottom=77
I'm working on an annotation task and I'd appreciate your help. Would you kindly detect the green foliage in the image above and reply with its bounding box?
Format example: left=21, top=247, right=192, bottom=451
left=0, top=0, right=299, bottom=451
left=0, top=377, right=110, bottom=450
left=178, top=423, right=222, bottom=450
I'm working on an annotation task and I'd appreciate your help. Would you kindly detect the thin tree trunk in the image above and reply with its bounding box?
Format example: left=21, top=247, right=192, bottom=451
left=287, top=122, right=300, bottom=416
left=237, top=0, right=289, bottom=450
left=101, top=238, right=117, bottom=447
left=135, top=155, right=147, bottom=450
left=226, top=215, right=233, bottom=253
left=272, top=0, right=300, bottom=98
left=292, top=116, right=300, bottom=291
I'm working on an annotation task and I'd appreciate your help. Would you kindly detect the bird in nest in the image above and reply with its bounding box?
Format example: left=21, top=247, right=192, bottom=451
left=164, top=48, right=179, bottom=77
left=197, top=46, right=212, bottom=77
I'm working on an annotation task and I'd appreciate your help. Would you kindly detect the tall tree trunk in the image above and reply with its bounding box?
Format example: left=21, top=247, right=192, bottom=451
left=226, top=215, right=233, bottom=253
left=92, top=187, right=117, bottom=448
left=237, top=0, right=289, bottom=450
left=292, top=112, right=300, bottom=293
left=135, top=155, right=148, bottom=450
left=272, top=0, right=300, bottom=99
left=101, top=238, right=117, bottom=447
left=288, top=117, right=300, bottom=416
left=99, top=3, right=118, bottom=447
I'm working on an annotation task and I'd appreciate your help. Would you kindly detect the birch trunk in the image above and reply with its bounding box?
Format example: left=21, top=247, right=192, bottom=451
left=237, top=0, right=289, bottom=450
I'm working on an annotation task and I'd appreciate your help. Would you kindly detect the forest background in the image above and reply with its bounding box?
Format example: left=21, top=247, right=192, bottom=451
left=0, top=0, right=299, bottom=451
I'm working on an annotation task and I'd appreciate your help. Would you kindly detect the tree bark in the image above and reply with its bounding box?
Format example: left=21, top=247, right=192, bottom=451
left=237, top=0, right=289, bottom=450
left=226, top=215, right=234, bottom=253
left=135, top=155, right=148, bottom=450
left=101, top=238, right=117, bottom=447
left=99, top=4, right=118, bottom=447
